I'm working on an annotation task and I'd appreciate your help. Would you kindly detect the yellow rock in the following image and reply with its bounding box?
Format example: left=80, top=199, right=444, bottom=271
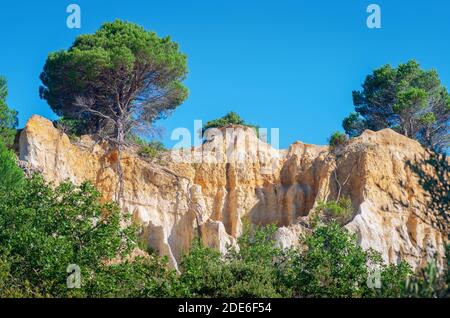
left=19, top=115, right=448, bottom=271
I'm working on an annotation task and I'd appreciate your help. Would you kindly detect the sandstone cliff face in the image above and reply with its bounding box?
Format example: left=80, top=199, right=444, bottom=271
left=19, top=115, right=448, bottom=270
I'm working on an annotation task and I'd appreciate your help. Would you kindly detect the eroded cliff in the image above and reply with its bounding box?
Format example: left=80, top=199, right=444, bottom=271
left=18, top=115, right=448, bottom=270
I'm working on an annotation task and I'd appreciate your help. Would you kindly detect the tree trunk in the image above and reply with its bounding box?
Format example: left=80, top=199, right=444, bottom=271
left=409, top=118, right=414, bottom=139
left=115, top=120, right=125, bottom=205
left=403, top=122, right=409, bottom=138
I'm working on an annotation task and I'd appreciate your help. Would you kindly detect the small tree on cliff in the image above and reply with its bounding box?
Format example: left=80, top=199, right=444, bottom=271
left=202, top=112, right=260, bottom=139
left=39, top=20, right=189, bottom=201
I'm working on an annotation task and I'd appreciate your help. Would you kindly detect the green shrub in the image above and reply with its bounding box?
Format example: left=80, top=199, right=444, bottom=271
left=54, top=118, right=83, bottom=140
left=225, top=224, right=292, bottom=297
left=376, top=261, right=413, bottom=298
left=403, top=260, right=447, bottom=298
left=202, top=112, right=259, bottom=136
left=0, top=140, right=24, bottom=192
left=0, top=77, right=18, bottom=147
left=328, top=132, right=348, bottom=147
left=138, top=141, right=166, bottom=159
left=0, top=248, right=19, bottom=297
left=290, top=222, right=374, bottom=297
left=178, top=225, right=292, bottom=298
left=289, top=222, right=413, bottom=298
left=128, top=135, right=166, bottom=159
left=312, top=198, right=353, bottom=226
left=176, top=239, right=231, bottom=297
left=84, top=256, right=179, bottom=298
left=0, top=175, right=177, bottom=297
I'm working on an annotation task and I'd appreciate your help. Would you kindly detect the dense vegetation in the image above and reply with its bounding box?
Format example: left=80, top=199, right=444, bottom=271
left=0, top=169, right=176, bottom=297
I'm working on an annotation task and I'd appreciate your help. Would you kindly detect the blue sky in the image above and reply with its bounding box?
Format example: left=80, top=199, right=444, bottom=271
left=1, top=0, right=449, bottom=148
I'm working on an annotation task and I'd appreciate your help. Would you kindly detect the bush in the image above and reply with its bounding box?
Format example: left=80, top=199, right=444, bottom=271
left=224, top=224, right=292, bottom=297
left=0, top=77, right=18, bottom=147
left=376, top=261, right=413, bottom=298
left=403, top=260, right=447, bottom=298
left=0, top=141, right=24, bottom=192
left=54, top=118, right=84, bottom=140
left=289, top=222, right=413, bottom=298
left=290, top=222, right=375, bottom=297
left=176, top=239, right=232, bottom=297
left=202, top=112, right=259, bottom=136
left=177, top=225, right=292, bottom=298
left=0, top=175, right=176, bottom=297
left=84, top=256, right=178, bottom=298
left=129, top=135, right=167, bottom=159
left=178, top=222, right=419, bottom=298
left=328, top=132, right=348, bottom=147
left=311, top=198, right=353, bottom=226
left=138, top=141, right=166, bottom=159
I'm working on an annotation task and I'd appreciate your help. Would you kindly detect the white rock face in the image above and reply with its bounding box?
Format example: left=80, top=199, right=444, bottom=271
left=19, top=115, right=448, bottom=270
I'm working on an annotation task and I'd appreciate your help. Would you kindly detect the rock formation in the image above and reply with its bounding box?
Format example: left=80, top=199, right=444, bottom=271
left=18, top=115, right=448, bottom=271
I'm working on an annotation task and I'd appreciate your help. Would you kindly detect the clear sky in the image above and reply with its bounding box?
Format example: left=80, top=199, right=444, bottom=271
left=1, top=0, right=449, bottom=148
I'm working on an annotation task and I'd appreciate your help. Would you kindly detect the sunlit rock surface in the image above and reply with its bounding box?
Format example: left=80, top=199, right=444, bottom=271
left=19, top=115, right=448, bottom=270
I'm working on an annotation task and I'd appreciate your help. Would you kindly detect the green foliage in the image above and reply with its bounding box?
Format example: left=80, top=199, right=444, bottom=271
left=84, top=256, right=178, bottom=298
left=40, top=20, right=188, bottom=137
left=132, top=136, right=167, bottom=159
left=0, top=77, right=18, bottom=147
left=312, top=198, right=353, bottom=226
left=393, top=87, right=428, bottom=115
left=202, top=112, right=259, bottom=137
left=177, top=239, right=230, bottom=297
left=375, top=261, right=413, bottom=298
left=225, top=224, right=292, bottom=297
left=289, top=222, right=413, bottom=298
left=0, top=248, right=20, bottom=297
left=403, top=260, right=446, bottom=298
left=343, top=112, right=367, bottom=138
left=0, top=141, right=24, bottom=192
left=290, top=222, right=375, bottom=297
left=344, top=60, right=450, bottom=149
left=139, top=141, right=166, bottom=159
left=0, top=175, right=176, bottom=297
left=328, top=132, right=348, bottom=148
left=178, top=225, right=291, bottom=298
left=54, top=117, right=84, bottom=140
left=178, top=223, right=419, bottom=298
left=419, top=112, right=437, bottom=126
left=127, top=134, right=166, bottom=159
